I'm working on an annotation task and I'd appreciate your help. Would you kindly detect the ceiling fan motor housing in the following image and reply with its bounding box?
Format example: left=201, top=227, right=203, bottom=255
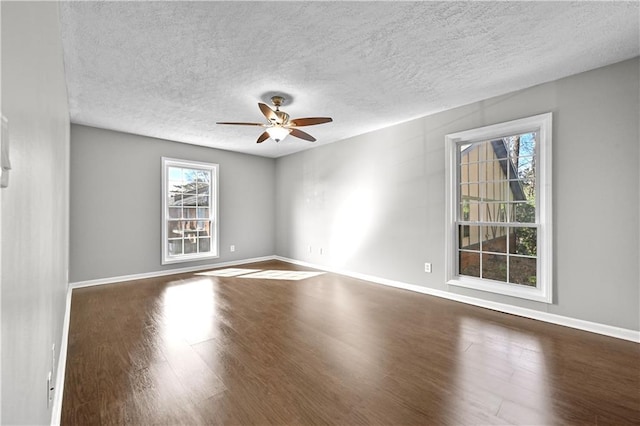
left=271, top=95, right=285, bottom=107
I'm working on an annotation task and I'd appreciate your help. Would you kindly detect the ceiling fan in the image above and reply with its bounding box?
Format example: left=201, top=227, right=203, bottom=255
left=217, top=96, right=332, bottom=143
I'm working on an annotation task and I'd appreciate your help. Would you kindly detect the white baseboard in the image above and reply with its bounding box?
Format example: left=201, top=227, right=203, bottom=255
left=50, top=285, right=72, bottom=426
left=275, top=256, right=640, bottom=343
left=69, top=256, right=276, bottom=289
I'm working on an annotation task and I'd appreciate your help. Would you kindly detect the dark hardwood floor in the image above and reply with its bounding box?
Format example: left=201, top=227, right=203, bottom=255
left=62, top=260, right=640, bottom=425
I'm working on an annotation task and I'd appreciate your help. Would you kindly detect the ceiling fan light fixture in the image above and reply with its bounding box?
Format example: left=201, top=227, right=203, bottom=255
left=267, top=126, right=291, bottom=142
left=217, top=95, right=332, bottom=144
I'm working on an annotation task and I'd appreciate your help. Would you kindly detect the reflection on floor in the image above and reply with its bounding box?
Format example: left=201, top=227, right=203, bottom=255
left=62, top=260, right=640, bottom=425
left=196, top=268, right=325, bottom=280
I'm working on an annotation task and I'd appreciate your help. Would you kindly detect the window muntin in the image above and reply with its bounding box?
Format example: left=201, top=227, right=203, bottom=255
left=162, top=158, right=218, bottom=264
left=445, top=113, right=552, bottom=303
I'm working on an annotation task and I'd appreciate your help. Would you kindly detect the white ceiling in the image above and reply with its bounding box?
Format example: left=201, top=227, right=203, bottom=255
left=59, top=1, right=639, bottom=158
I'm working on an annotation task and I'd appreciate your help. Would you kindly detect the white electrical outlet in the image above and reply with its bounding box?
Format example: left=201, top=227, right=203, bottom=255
left=424, top=263, right=432, bottom=273
left=230, top=245, right=235, bottom=252
left=319, top=248, right=324, bottom=255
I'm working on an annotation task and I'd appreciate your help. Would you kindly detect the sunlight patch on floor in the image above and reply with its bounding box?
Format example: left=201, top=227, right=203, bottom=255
left=240, top=270, right=325, bottom=281
left=196, top=268, right=325, bottom=280
left=196, top=268, right=324, bottom=281
left=196, top=268, right=261, bottom=277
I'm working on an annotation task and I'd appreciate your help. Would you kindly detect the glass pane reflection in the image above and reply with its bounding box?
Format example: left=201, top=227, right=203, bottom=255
left=459, top=251, right=480, bottom=278
left=482, top=253, right=507, bottom=282
left=509, top=256, right=537, bottom=287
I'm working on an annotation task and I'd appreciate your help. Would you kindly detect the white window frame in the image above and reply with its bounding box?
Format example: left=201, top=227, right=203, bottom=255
left=445, top=113, right=553, bottom=303
left=162, top=157, right=219, bottom=265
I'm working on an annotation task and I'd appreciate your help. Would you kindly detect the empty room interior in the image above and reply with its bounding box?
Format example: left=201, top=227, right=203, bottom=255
left=2, top=1, right=639, bottom=425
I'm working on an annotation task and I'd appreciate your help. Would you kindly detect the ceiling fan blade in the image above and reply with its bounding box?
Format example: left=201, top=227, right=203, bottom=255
left=258, top=103, right=279, bottom=123
left=289, top=117, right=333, bottom=127
left=290, top=128, right=316, bottom=142
left=256, top=131, right=270, bottom=144
left=216, top=121, right=266, bottom=126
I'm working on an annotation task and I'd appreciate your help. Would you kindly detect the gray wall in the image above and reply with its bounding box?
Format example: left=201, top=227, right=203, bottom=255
left=70, top=125, right=276, bottom=282
left=1, top=2, right=70, bottom=424
left=276, top=58, right=640, bottom=331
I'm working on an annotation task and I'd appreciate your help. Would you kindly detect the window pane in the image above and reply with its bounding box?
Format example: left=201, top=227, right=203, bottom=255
left=169, top=192, right=183, bottom=206
left=516, top=155, right=535, bottom=178
left=509, top=256, right=537, bottom=287
left=460, top=199, right=480, bottom=220
left=481, top=226, right=508, bottom=253
left=459, top=251, right=480, bottom=278
left=507, top=133, right=536, bottom=180
left=510, top=227, right=537, bottom=256
left=460, top=154, right=479, bottom=183
left=459, top=163, right=469, bottom=184
left=183, top=221, right=198, bottom=237
left=468, top=161, right=479, bottom=183
left=197, top=193, right=209, bottom=207
left=183, top=207, right=196, bottom=219
left=460, top=184, right=469, bottom=198
left=183, top=168, right=196, bottom=184
left=168, top=239, right=182, bottom=256
left=168, top=166, right=182, bottom=182
left=481, top=179, right=509, bottom=202
left=490, top=140, right=509, bottom=159
left=167, top=221, right=183, bottom=238
left=482, top=202, right=507, bottom=222
left=462, top=183, right=480, bottom=198
left=168, top=207, right=181, bottom=219
left=480, top=160, right=508, bottom=183
left=519, top=177, right=535, bottom=203
left=459, top=225, right=480, bottom=249
left=460, top=199, right=470, bottom=221
left=512, top=175, right=535, bottom=201
left=468, top=202, right=480, bottom=221
left=482, top=253, right=507, bottom=282
left=512, top=202, right=536, bottom=223
left=184, top=239, right=197, bottom=254
left=196, top=208, right=208, bottom=219
left=183, top=192, right=197, bottom=206
left=479, top=141, right=492, bottom=161
left=197, top=170, right=211, bottom=185
left=198, top=237, right=211, bottom=253
left=506, top=133, right=536, bottom=158
left=196, top=221, right=210, bottom=234
left=479, top=161, right=491, bottom=182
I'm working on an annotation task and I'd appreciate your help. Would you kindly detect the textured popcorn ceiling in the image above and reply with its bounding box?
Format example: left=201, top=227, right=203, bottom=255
left=59, top=1, right=639, bottom=158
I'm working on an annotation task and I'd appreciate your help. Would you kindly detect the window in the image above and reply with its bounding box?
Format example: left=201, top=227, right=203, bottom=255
left=445, top=113, right=552, bottom=303
left=162, top=158, right=218, bottom=264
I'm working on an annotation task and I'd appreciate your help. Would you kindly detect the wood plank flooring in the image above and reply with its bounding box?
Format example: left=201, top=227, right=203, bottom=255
left=62, top=260, right=640, bottom=425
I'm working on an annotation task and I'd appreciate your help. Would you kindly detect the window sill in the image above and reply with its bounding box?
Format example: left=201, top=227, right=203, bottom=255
left=447, top=276, right=552, bottom=303
left=162, top=253, right=219, bottom=265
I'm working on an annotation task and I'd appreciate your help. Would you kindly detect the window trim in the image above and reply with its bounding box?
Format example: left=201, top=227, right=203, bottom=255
left=161, top=157, right=219, bottom=265
left=445, top=113, right=553, bottom=303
